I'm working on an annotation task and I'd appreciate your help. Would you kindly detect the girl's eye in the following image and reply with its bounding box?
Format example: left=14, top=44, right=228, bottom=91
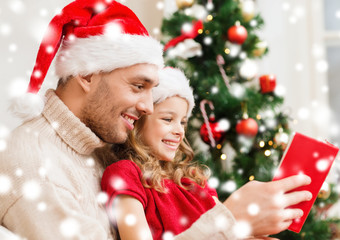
left=181, top=121, right=187, bottom=125
left=162, top=118, right=172, bottom=122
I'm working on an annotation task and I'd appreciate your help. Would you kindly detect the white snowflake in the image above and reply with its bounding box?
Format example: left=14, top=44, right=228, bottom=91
left=208, top=177, right=219, bottom=189
left=0, top=139, right=7, bottom=152
left=22, top=180, right=41, bottom=200
left=125, top=214, right=137, bottom=226
left=247, top=203, right=260, bottom=216
left=221, top=180, right=236, bottom=193
left=0, top=175, right=12, bottom=194
left=60, top=218, right=80, bottom=238
left=233, top=220, right=252, bottom=239
left=37, top=202, right=47, bottom=211
left=316, top=158, right=330, bottom=172
left=96, top=192, right=108, bottom=204
left=9, top=0, right=25, bottom=14
left=162, top=231, right=174, bottom=240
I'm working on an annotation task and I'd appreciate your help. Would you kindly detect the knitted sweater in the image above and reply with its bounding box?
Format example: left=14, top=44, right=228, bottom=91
left=0, top=89, right=237, bottom=240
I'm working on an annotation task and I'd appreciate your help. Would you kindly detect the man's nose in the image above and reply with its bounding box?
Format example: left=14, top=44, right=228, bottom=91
left=136, top=93, right=154, bottom=115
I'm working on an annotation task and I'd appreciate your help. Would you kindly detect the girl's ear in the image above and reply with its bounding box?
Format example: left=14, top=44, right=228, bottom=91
left=75, top=74, right=94, bottom=93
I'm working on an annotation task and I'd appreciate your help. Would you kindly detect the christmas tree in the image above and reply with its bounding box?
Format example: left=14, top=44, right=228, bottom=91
left=160, top=0, right=339, bottom=239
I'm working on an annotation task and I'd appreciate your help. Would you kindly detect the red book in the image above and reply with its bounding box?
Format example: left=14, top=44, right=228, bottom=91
left=272, top=132, right=339, bottom=233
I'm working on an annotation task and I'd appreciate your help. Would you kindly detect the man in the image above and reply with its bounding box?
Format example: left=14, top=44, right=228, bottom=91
left=0, top=0, right=311, bottom=239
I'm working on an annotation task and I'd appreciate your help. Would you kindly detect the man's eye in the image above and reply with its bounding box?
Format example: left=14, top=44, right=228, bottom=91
left=134, top=84, right=144, bottom=90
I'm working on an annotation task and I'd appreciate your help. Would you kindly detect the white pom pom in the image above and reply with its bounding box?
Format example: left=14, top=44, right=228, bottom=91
left=9, top=93, right=45, bottom=122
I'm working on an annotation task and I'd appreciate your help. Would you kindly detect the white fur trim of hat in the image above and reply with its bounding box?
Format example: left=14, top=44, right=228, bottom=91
left=153, top=68, right=195, bottom=117
left=55, top=33, right=163, bottom=79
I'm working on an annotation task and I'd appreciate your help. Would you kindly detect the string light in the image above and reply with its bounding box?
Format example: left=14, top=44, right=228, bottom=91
left=220, top=154, right=227, bottom=160
left=217, top=144, right=222, bottom=149
left=224, top=48, right=231, bottom=54
left=264, top=150, right=271, bottom=156
left=259, top=141, right=265, bottom=148
left=207, top=15, right=213, bottom=21
left=256, top=114, right=261, bottom=120
left=268, top=140, right=273, bottom=146
left=249, top=175, right=255, bottom=181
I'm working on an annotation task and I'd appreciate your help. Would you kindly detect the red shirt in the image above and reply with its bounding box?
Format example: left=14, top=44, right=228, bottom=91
left=101, top=160, right=217, bottom=240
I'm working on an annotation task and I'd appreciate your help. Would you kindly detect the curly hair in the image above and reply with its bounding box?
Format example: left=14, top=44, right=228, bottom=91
left=112, top=114, right=210, bottom=193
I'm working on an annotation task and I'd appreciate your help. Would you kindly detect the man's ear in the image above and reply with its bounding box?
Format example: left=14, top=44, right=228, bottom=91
left=75, top=74, right=94, bottom=93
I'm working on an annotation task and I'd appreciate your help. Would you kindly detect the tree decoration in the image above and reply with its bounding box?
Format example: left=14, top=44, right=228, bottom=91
left=227, top=21, right=248, bottom=45
left=236, top=117, right=258, bottom=137
left=206, top=0, right=214, bottom=10
left=240, top=0, right=255, bottom=22
left=176, top=0, right=195, bottom=9
left=164, top=20, right=203, bottom=51
left=236, top=104, right=258, bottom=137
left=274, top=127, right=289, bottom=149
left=259, top=74, right=276, bottom=93
left=167, top=39, right=202, bottom=59
left=216, top=55, right=231, bottom=89
left=252, top=41, right=268, bottom=57
left=239, top=59, right=258, bottom=80
left=224, top=41, right=241, bottom=58
left=185, top=4, right=208, bottom=20
left=199, top=100, right=228, bottom=146
left=318, top=182, right=331, bottom=200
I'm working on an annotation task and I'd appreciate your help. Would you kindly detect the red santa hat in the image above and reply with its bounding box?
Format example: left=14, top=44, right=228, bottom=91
left=11, top=0, right=164, bottom=121
left=153, top=67, right=195, bottom=118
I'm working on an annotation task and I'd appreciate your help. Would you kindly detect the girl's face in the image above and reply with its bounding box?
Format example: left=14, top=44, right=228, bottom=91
left=141, top=96, right=188, bottom=162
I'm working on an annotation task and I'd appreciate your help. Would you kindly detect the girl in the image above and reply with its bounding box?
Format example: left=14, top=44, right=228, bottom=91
left=101, top=67, right=218, bottom=240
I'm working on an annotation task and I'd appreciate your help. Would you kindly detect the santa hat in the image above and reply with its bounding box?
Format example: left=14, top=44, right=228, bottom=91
left=153, top=67, right=195, bottom=117
left=11, top=0, right=164, bottom=121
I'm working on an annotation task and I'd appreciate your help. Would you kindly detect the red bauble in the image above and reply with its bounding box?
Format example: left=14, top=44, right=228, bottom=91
left=236, top=118, right=258, bottom=137
left=227, top=24, right=248, bottom=45
left=259, top=74, right=276, bottom=93
left=200, top=120, right=226, bottom=145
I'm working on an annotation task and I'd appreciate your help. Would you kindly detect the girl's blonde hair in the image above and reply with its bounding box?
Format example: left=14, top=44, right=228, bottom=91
left=112, top=109, right=209, bottom=192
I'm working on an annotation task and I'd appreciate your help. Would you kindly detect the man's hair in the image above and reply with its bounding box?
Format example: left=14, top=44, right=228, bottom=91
left=57, top=76, right=73, bottom=88
left=112, top=112, right=209, bottom=192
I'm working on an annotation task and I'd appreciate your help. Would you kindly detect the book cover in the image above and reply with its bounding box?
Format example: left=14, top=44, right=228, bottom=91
left=272, top=132, right=339, bottom=233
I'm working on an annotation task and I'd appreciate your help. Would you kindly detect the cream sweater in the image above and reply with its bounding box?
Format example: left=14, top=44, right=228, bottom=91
left=0, top=90, right=236, bottom=240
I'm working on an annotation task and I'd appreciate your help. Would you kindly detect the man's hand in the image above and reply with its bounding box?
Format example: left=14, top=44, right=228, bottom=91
left=223, top=174, right=312, bottom=236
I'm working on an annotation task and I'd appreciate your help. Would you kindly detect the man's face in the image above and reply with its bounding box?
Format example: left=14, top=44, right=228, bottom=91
left=81, top=63, right=159, bottom=144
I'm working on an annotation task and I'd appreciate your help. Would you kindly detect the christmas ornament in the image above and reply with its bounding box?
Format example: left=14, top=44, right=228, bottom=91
left=167, top=39, right=202, bottom=59
left=176, top=0, right=194, bottom=9
left=227, top=22, right=248, bottom=45
left=185, top=4, right=208, bottom=20
left=318, top=182, right=331, bottom=200
left=164, top=20, right=203, bottom=51
left=224, top=41, right=241, bottom=58
left=206, top=0, right=214, bottom=10
left=236, top=118, right=258, bottom=137
left=259, top=74, right=276, bottom=93
left=274, top=128, right=289, bottom=149
left=200, top=119, right=228, bottom=146
left=240, top=0, right=255, bottom=22
left=199, top=100, right=228, bottom=147
left=216, top=55, right=230, bottom=89
left=252, top=41, right=268, bottom=57
left=239, top=59, right=258, bottom=80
